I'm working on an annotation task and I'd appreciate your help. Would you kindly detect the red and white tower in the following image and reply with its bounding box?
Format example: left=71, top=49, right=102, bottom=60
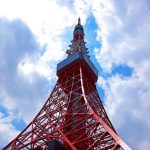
left=3, top=18, right=131, bottom=150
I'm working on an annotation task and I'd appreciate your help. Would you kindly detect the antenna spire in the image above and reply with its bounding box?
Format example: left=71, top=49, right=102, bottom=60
left=78, top=17, right=81, bottom=24
left=66, top=17, right=89, bottom=57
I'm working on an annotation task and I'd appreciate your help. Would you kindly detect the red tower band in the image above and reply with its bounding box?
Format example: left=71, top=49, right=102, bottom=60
left=3, top=18, right=131, bottom=150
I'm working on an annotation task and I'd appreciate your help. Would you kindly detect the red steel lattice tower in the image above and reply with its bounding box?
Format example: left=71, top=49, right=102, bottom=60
left=3, top=18, right=131, bottom=150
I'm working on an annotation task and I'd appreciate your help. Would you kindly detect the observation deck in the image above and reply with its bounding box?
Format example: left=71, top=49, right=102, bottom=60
left=57, top=51, right=98, bottom=82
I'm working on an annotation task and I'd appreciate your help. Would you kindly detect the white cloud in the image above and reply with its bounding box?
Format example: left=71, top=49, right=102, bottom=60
left=93, top=0, right=150, bottom=149
left=0, top=89, right=16, bottom=111
left=92, top=0, right=150, bottom=72
left=0, top=112, right=19, bottom=147
left=0, top=18, right=51, bottom=148
left=0, top=0, right=77, bottom=78
left=98, top=74, right=150, bottom=150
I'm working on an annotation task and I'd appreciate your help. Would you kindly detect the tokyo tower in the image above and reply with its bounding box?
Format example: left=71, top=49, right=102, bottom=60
left=3, top=18, right=131, bottom=150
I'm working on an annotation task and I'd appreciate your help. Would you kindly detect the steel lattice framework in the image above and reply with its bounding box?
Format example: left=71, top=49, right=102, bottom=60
left=3, top=18, right=131, bottom=150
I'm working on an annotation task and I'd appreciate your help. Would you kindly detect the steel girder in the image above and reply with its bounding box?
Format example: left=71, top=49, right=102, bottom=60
left=3, top=66, right=131, bottom=150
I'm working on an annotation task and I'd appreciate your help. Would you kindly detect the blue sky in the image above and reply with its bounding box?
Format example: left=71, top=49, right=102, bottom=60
left=0, top=0, right=150, bottom=150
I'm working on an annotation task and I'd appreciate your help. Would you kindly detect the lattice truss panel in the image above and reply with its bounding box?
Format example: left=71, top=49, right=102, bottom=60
left=3, top=66, right=130, bottom=150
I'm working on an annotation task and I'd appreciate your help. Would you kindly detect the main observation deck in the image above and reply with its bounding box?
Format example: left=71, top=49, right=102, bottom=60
left=57, top=51, right=98, bottom=82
